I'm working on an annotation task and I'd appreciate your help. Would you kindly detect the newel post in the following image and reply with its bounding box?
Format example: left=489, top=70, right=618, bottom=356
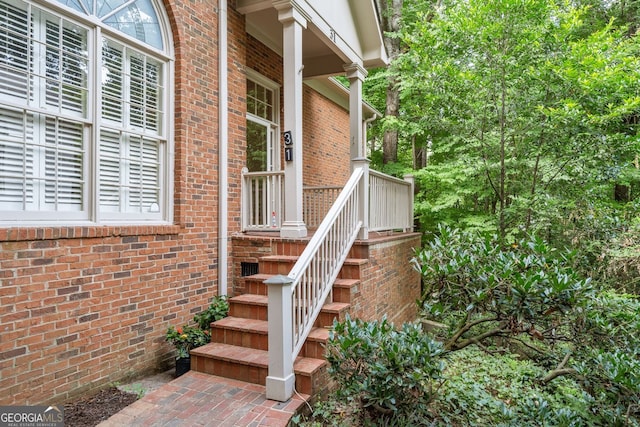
left=265, top=274, right=295, bottom=401
left=352, top=157, right=370, bottom=240
left=404, top=174, right=415, bottom=232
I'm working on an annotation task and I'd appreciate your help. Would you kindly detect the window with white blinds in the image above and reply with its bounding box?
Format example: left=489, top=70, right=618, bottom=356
left=0, top=0, right=171, bottom=223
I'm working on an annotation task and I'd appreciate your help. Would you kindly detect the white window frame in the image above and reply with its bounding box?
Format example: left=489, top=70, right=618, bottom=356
left=0, top=0, right=174, bottom=225
left=246, top=69, right=280, bottom=172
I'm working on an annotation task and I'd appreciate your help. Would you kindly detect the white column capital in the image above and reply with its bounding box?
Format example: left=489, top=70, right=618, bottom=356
left=344, top=63, right=368, bottom=81
left=273, top=0, right=309, bottom=27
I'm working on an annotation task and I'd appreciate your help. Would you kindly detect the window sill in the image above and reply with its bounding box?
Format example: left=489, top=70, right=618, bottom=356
left=0, top=224, right=182, bottom=242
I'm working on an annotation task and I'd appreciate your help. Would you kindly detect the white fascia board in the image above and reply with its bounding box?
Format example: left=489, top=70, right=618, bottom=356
left=304, top=77, right=381, bottom=117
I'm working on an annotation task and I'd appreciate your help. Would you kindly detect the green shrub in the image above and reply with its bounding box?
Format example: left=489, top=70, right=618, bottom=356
left=165, top=325, right=210, bottom=359
left=193, top=295, right=229, bottom=330
left=412, top=224, right=593, bottom=351
left=325, top=315, right=444, bottom=425
left=434, top=348, right=593, bottom=427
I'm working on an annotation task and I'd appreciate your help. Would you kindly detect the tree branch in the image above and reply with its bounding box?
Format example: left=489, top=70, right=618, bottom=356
left=448, top=326, right=505, bottom=351
left=447, top=316, right=499, bottom=348
left=541, top=352, right=576, bottom=384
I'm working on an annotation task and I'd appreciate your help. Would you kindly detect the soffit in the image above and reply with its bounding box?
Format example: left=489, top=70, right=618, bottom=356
left=237, top=0, right=388, bottom=78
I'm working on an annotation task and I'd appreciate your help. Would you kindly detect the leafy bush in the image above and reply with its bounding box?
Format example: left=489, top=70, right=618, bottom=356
left=435, top=348, right=593, bottom=427
left=193, top=295, right=229, bottom=330
left=412, top=225, right=593, bottom=352
left=165, top=296, right=229, bottom=359
left=324, top=315, right=444, bottom=425
left=413, top=225, right=639, bottom=425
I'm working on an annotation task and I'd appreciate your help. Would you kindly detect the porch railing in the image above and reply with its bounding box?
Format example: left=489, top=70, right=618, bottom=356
left=302, top=186, right=342, bottom=229
left=241, top=168, right=284, bottom=231
left=243, top=169, right=414, bottom=234
left=264, top=160, right=414, bottom=401
left=369, top=170, right=414, bottom=233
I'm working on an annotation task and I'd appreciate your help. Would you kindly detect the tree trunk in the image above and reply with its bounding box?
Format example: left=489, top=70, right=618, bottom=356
left=375, top=0, right=403, bottom=164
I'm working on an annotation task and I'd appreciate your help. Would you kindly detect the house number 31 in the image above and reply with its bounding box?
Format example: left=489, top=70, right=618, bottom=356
left=283, top=131, right=293, bottom=145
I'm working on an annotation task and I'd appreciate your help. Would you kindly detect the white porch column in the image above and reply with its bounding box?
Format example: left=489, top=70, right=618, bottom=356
left=276, top=2, right=308, bottom=238
left=345, top=63, right=368, bottom=163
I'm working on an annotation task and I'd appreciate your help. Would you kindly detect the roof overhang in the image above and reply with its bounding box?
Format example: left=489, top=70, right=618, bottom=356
left=304, top=77, right=381, bottom=118
left=237, top=0, right=389, bottom=78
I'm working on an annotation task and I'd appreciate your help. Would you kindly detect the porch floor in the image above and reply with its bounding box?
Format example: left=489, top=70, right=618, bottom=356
left=97, top=371, right=309, bottom=426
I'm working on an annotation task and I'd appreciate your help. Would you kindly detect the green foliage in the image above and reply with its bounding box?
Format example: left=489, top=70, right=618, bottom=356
left=324, top=315, right=444, bottom=425
left=165, top=325, right=210, bottom=359
left=385, top=0, right=640, bottom=244
left=413, top=224, right=592, bottom=351
left=434, top=348, right=593, bottom=427
left=413, top=225, right=639, bottom=424
left=166, top=296, right=228, bottom=359
left=571, top=290, right=640, bottom=422
left=193, top=295, right=229, bottom=330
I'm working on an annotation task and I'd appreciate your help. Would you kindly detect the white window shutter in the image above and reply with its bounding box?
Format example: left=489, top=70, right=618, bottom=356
left=0, top=108, right=34, bottom=209
left=0, top=0, right=29, bottom=102
left=99, top=129, right=121, bottom=212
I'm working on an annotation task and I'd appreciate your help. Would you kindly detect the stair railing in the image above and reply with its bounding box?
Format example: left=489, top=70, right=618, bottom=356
left=265, top=160, right=368, bottom=401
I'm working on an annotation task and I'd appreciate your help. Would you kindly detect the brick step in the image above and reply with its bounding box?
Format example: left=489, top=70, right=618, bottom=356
left=300, top=327, right=330, bottom=359
left=272, top=240, right=311, bottom=256
left=190, top=343, right=328, bottom=396
left=347, top=243, right=369, bottom=259
left=337, top=258, right=369, bottom=279
left=253, top=257, right=368, bottom=284
left=229, top=285, right=358, bottom=321
left=212, top=300, right=348, bottom=350
left=211, top=316, right=268, bottom=350
left=314, top=302, right=350, bottom=328
left=332, top=278, right=361, bottom=304
left=238, top=268, right=364, bottom=300
left=229, top=294, right=268, bottom=320
left=259, top=255, right=298, bottom=275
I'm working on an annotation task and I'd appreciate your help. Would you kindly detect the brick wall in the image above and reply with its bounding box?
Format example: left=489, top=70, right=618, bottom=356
left=303, top=86, right=351, bottom=187
left=0, top=0, right=240, bottom=405
left=348, top=233, right=422, bottom=325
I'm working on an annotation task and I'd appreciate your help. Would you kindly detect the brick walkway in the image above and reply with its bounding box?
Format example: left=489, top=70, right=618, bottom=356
left=98, top=371, right=309, bottom=427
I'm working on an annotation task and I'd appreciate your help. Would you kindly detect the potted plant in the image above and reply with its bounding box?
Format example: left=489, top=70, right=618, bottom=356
left=165, top=325, right=210, bottom=377
left=165, top=296, right=229, bottom=377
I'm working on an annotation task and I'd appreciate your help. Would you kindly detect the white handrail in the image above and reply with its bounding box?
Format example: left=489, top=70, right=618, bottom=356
left=266, top=165, right=365, bottom=401
left=368, top=170, right=414, bottom=232
left=289, top=167, right=364, bottom=357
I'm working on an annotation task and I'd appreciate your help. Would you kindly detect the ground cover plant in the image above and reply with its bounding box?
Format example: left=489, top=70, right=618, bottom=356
left=294, top=226, right=639, bottom=426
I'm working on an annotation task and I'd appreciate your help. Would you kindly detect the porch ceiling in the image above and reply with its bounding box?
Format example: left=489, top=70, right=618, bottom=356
left=236, top=0, right=388, bottom=78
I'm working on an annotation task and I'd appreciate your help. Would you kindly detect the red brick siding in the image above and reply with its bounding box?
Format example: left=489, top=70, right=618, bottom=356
left=0, top=0, right=240, bottom=405
left=349, top=234, right=422, bottom=325
left=303, top=86, right=351, bottom=187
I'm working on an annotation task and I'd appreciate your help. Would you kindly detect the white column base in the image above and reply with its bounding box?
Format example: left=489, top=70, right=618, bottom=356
left=266, top=373, right=296, bottom=402
left=279, top=221, right=308, bottom=238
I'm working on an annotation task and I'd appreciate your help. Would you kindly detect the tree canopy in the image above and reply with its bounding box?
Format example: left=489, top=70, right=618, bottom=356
left=368, top=0, right=640, bottom=247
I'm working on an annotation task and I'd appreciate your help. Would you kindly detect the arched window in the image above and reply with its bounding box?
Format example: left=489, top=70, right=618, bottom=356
left=0, top=0, right=173, bottom=223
